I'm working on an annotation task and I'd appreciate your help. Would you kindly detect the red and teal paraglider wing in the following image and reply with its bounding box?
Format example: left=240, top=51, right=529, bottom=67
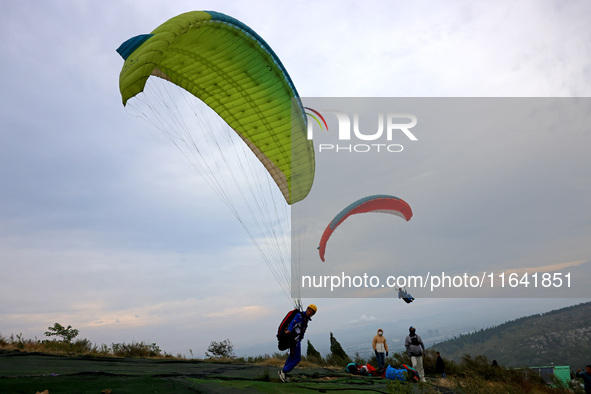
left=318, top=195, right=413, bottom=262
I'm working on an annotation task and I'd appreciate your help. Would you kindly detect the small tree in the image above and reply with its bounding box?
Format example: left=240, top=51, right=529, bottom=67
left=306, top=339, right=322, bottom=363
left=44, top=323, right=79, bottom=343
left=327, top=332, right=351, bottom=365
left=205, top=339, right=235, bottom=358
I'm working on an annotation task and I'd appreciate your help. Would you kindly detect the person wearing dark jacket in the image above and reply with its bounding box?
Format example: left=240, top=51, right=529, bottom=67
left=436, top=351, right=446, bottom=378
left=278, top=304, right=317, bottom=382
left=405, top=326, right=426, bottom=382
left=576, top=365, right=591, bottom=394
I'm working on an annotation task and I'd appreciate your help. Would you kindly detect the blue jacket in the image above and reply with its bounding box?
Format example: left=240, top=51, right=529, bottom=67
left=287, top=312, right=310, bottom=342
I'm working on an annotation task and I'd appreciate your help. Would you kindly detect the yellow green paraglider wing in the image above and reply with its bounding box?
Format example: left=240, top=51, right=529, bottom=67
left=117, top=11, right=314, bottom=204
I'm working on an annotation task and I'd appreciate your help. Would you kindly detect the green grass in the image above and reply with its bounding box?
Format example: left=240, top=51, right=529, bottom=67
left=0, top=375, right=205, bottom=394
left=1, top=331, right=583, bottom=393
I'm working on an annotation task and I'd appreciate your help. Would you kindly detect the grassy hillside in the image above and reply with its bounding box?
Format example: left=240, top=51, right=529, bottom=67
left=0, top=349, right=576, bottom=393
left=432, top=302, right=591, bottom=368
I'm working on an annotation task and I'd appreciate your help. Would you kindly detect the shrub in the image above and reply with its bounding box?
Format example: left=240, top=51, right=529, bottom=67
left=44, top=323, right=79, bottom=343
left=111, top=341, right=162, bottom=358
left=387, top=351, right=411, bottom=368
left=205, top=339, right=235, bottom=359
left=70, top=338, right=94, bottom=354
left=236, top=354, right=271, bottom=364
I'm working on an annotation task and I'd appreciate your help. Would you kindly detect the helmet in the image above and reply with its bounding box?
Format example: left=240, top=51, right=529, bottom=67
left=409, top=325, right=416, bottom=331
left=307, top=304, right=318, bottom=313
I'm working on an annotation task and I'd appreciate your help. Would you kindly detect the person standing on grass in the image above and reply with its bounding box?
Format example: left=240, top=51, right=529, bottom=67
left=278, top=304, right=317, bottom=382
left=576, top=365, right=591, bottom=394
left=436, top=351, right=446, bottom=378
left=372, top=328, right=388, bottom=370
left=405, top=326, right=426, bottom=382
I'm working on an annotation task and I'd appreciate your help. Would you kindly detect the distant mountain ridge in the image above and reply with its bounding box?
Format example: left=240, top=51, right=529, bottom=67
left=431, top=301, right=591, bottom=368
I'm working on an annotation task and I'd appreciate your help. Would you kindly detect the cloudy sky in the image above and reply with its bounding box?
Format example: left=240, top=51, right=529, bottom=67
left=1, top=0, right=590, bottom=358
left=297, top=97, right=591, bottom=299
